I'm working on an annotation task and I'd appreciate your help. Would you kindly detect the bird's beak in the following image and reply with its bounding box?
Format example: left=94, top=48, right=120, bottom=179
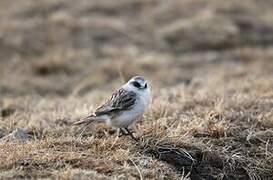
left=142, top=83, right=148, bottom=89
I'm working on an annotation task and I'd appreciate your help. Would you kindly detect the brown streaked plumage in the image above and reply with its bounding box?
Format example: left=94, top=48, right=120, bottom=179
left=95, top=89, right=137, bottom=116
left=73, top=76, right=150, bottom=141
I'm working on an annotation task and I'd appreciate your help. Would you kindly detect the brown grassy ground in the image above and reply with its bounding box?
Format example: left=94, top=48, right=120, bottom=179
left=1, top=0, right=273, bottom=179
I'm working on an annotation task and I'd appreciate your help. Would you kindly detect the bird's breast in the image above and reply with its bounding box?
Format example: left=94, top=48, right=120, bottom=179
left=110, top=88, right=150, bottom=128
left=111, top=100, right=145, bottom=127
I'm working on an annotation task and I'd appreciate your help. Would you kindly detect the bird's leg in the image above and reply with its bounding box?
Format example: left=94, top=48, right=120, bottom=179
left=119, top=127, right=139, bottom=142
left=124, top=127, right=133, bottom=134
left=119, top=128, right=129, bottom=137
left=124, top=127, right=139, bottom=142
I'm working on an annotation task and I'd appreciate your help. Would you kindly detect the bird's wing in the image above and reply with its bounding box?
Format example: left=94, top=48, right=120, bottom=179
left=73, top=88, right=136, bottom=126
left=94, top=88, right=137, bottom=116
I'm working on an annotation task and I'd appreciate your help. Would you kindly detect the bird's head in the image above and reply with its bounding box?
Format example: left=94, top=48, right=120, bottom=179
left=123, top=76, right=151, bottom=107
left=128, top=76, right=148, bottom=89
left=124, top=76, right=149, bottom=92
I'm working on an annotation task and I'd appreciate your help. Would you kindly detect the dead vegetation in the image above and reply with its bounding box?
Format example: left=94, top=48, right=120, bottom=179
left=0, top=0, right=273, bottom=179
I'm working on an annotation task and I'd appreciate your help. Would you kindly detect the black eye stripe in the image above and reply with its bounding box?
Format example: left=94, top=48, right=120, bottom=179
left=132, top=81, right=141, bottom=88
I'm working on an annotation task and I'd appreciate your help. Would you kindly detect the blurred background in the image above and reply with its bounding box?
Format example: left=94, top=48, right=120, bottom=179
left=1, top=1, right=273, bottom=179
left=0, top=0, right=272, bottom=97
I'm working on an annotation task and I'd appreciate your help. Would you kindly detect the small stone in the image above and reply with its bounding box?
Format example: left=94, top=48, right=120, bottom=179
left=0, top=128, right=29, bottom=143
left=139, top=158, right=150, bottom=168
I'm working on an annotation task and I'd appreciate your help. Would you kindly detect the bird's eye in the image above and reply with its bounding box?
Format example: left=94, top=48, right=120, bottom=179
left=132, top=81, right=141, bottom=88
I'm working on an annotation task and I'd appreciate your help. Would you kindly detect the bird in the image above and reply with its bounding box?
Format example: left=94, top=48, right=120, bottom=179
left=73, top=76, right=151, bottom=141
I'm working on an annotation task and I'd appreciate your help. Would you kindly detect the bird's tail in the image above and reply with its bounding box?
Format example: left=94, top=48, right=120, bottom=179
left=72, top=115, right=96, bottom=126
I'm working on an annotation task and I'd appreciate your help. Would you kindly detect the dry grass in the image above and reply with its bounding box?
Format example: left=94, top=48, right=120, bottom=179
left=1, top=62, right=273, bottom=179
left=1, top=0, right=273, bottom=179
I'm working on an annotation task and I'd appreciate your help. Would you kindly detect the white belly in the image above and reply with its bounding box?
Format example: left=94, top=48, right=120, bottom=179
left=111, top=90, right=150, bottom=128
left=111, top=104, right=144, bottom=127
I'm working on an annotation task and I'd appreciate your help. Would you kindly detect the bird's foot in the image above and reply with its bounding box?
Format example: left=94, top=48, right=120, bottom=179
left=119, top=128, right=129, bottom=137
left=119, top=127, right=139, bottom=142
